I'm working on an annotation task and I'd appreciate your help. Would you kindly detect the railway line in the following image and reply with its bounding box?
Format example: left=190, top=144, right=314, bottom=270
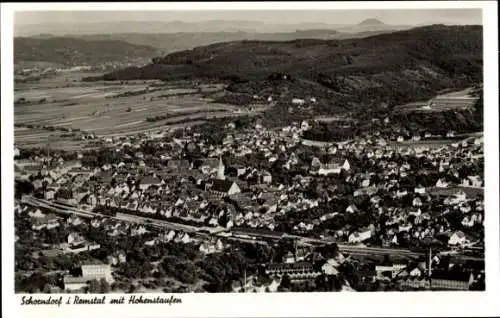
left=20, top=195, right=483, bottom=262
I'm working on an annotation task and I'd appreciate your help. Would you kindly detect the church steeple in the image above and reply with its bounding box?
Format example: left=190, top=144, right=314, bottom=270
left=217, top=155, right=225, bottom=180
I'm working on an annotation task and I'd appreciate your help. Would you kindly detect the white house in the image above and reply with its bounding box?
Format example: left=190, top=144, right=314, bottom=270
left=467, top=176, right=483, bottom=188
left=346, top=204, right=359, bottom=214
left=414, top=186, right=426, bottom=194
left=391, top=235, right=399, bottom=245
left=474, top=137, right=484, bottom=145
left=292, top=98, right=306, bottom=106
left=317, top=159, right=350, bottom=175
left=395, top=190, right=408, bottom=198
left=348, top=227, right=372, bottom=244
left=45, top=189, right=56, bottom=200
left=412, top=197, right=423, bottom=207
left=81, top=263, right=113, bottom=282
left=32, top=214, right=60, bottom=231
left=361, top=179, right=370, bottom=188
left=398, top=224, right=412, bottom=232
left=63, top=276, right=88, bottom=291
left=462, top=216, right=474, bottom=228
left=262, top=172, right=272, bottom=184
left=446, top=191, right=467, bottom=205
left=322, top=260, right=339, bottom=276
left=68, top=232, right=85, bottom=246
left=375, top=264, right=406, bottom=278
left=449, top=231, right=468, bottom=246
left=179, top=233, right=191, bottom=244
left=436, top=179, right=449, bottom=188
left=409, top=267, right=423, bottom=277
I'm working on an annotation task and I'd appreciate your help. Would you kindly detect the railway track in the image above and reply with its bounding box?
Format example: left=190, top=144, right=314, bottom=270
left=20, top=196, right=484, bottom=262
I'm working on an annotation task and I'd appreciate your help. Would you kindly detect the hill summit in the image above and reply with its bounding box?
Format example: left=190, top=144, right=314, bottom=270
left=357, top=18, right=386, bottom=26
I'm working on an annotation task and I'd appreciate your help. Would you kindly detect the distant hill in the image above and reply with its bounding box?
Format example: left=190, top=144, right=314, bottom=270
left=14, top=37, right=162, bottom=66
left=75, top=29, right=396, bottom=53
left=357, top=18, right=386, bottom=26
left=87, top=25, right=483, bottom=125
left=15, top=20, right=412, bottom=37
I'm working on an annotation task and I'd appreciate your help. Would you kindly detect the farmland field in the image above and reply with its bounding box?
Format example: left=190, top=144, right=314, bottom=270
left=14, top=71, right=268, bottom=149
left=394, top=88, right=479, bottom=114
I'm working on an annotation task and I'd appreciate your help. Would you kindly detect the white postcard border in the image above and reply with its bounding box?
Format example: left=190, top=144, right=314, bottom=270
left=2, top=2, right=499, bottom=318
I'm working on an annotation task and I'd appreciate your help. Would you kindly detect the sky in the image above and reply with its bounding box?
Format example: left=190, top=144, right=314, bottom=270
left=15, top=9, right=482, bottom=27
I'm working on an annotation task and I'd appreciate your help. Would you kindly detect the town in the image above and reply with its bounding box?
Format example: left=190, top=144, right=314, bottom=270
left=14, top=109, right=485, bottom=293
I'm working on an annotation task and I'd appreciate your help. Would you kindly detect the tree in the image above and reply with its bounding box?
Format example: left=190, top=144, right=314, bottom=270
left=88, top=279, right=100, bottom=293
left=316, top=243, right=339, bottom=259
left=42, top=283, right=53, bottom=294
left=100, top=278, right=110, bottom=293
left=280, top=274, right=291, bottom=290
left=315, top=274, right=327, bottom=291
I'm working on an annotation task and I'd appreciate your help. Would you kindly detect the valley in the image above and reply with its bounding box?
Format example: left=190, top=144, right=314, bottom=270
left=14, top=71, right=268, bottom=149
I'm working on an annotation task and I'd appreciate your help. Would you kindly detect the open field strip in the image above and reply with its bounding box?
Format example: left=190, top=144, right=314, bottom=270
left=14, top=74, right=240, bottom=142
left=54, top=115, right=91, bottom=122
left=16, top=101, right=238, bottom=133
left=15, top=132, right=53, bottom=140
left=99, top=120, right=208, bottom=137
left=15, top=103, right=237, bottom=135
left=393, top=87, right=479, bottom=114
left=15, top=130, right=53, bottom=137
left=14, top=127, right=30, bottom=132
left=109, top=120, right=145, bottom=129
left=51, top=121, right=76, bottom=127
left=15, top=84, right=150, bottom=101
left=436, top=87, right=476, bottom=98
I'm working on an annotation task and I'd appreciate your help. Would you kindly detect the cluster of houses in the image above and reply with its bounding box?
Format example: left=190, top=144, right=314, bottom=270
left=14, top=112, right=484, bottom=293
left=15, top=117, right=484, bottom=254
left=301, top=132, right=483, bottom=249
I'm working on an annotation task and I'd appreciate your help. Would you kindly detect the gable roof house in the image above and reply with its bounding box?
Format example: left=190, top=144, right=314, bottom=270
left=346, top=204, right=359, bottom=214
left=317, top=159, right=350, bottom=176
left=448, top=230, right=469, bottom=246
left=206, top=179, right=241, bottom=197
left=348, top=226, right=373, bottom=244
left=32, top=214, right=60, bottom=231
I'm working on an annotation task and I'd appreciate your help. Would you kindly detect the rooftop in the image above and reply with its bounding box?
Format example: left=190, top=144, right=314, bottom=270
left=211, top=179, right=237, bottom=193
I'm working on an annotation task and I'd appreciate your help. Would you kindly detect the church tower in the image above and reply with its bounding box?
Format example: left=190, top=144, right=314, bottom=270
left=217, top=155, right=225, bottom=180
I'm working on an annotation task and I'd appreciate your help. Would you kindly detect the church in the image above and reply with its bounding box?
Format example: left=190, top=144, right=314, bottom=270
left=205, top=156, right=241, bottom=197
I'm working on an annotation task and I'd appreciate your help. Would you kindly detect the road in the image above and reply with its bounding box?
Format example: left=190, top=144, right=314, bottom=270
left=21, top=195, right=483, bottom=262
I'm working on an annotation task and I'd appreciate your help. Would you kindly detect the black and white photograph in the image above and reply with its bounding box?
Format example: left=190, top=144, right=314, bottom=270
left=1, top=1, right=499, bottom=318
